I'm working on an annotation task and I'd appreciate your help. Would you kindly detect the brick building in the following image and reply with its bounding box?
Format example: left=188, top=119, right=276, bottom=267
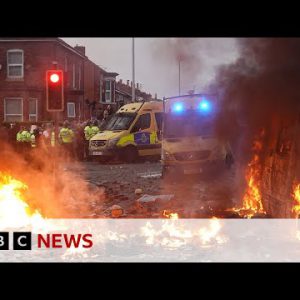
left=115, top=79, right=157, bottom=109
left=0, top=38, right=119, bottom=124
left=82, top=51, right=118, bottom=120
left=0, top=38, right=157, bottom=124
left=0, top=38, right=87, bottom=124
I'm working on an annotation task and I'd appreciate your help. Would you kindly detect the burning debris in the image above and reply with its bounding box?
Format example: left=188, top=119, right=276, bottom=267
left=0, top=172, right=45, bottom=228
left=292, top=183, right=300, bottom=218
left=228, top=130, right=266, bottom=218
left=163, top=210, right=179, bottom=220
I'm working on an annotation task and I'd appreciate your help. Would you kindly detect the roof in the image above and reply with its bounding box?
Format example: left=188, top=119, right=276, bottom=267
left=117, top=101, right=163, bottom=113
left=0, top=37, right=87, bottom=59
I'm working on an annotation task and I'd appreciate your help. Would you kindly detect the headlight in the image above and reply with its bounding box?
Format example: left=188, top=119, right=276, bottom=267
left=107, top=138, right=119, bottom=148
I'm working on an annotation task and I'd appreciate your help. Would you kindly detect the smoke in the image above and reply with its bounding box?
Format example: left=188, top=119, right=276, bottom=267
left=209, top=38, right=300, bottom=164
left=0, top=134, right=105, bottom=218
left=150, top=38, right=238, bottom=96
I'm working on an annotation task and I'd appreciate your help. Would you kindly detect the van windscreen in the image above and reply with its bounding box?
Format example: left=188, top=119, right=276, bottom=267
left=164, top=112, right=215, bottom=138
left=104, top=113, right=136, bottom=131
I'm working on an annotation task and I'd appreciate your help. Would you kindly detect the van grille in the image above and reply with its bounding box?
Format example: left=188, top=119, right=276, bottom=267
left=174, top=150, right=211, bottom=161
left=90, top=140, right=106, bottom=147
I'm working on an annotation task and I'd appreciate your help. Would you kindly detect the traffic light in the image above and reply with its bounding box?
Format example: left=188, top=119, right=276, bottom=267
left=46, top=70, right=64, bottom=111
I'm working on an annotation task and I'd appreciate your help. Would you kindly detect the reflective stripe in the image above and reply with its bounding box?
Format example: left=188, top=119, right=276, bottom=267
left=117, top=133, right=134, bottom=146
left=150, top=132, right=157, bottom=144
left=118, top=131, right=158, bottom=147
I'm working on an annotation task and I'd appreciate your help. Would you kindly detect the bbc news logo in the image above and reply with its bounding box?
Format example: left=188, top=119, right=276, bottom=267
left=0, top=232, right=93, bottom=250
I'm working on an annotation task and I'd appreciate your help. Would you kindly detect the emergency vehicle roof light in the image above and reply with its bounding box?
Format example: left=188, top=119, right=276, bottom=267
left=173, top=103, right=184, bottom=113
left=198, top=99, right=211, bottom=113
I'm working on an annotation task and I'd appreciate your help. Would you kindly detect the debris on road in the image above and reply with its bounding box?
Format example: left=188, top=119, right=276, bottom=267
left=136, top=194, right=174, bottom=203
left=135, top=188, right=143, bottom=195
left=108, top=205, right=124, bottom=218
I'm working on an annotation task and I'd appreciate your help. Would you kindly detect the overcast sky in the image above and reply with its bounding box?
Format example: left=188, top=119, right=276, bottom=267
left=62, top=38, right=239, bottom=99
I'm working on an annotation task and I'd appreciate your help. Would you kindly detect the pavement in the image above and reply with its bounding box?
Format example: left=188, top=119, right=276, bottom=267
left=63, top=160, right=238, bottom=218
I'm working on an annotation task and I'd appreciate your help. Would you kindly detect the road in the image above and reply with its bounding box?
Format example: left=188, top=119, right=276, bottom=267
left=64, top=160, right=238, bottom=218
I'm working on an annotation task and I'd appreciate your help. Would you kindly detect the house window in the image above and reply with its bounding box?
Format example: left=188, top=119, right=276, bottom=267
left=29, top=98, right=38, bottom=122
left=67, top=102, right=76, bottom=118
left=4, top=98, right=23, bottom=122
left=7, top=49, right=24, bottom=78
left=105, top=80, right=112, bottom=102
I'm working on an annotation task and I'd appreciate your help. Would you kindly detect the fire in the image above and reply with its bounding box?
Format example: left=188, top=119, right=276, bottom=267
left=0, top=173, right=45, bottom=228
left=163, top=210, right=179, bottom=219
left=292, top=183, right=300, bottom=217
left=230, top=131, right=266, bottom=218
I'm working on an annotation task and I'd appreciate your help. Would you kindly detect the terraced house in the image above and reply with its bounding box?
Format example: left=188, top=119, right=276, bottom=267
left=0, top=38, right=118, bottom=124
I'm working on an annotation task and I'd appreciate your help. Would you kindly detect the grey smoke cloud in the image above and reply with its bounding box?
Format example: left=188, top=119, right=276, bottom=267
left=62, top=38, right=239, bottom=99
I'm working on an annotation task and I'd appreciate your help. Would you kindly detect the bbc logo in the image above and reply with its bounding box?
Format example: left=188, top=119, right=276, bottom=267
left=0, top=232, right=32, bottom=250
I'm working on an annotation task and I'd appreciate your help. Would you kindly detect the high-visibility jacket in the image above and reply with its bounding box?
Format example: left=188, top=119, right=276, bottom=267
left=16, top=132, right=22, bottom=142
left=59, top=128, right=74, bottom=144
left=84, top=126, right=99, bottom=140
left=91, top=126, right=100, bottom=137
left=16, top=130, right=31, bottom=142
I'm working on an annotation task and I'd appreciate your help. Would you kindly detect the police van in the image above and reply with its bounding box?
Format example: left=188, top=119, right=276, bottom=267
left=89, top=101, right=163, bottom=162
left=162, top=94, right=233, bottom=178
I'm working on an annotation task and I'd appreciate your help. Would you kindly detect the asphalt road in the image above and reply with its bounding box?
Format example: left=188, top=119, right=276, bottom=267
left=64, top=160, right=238, bottom=218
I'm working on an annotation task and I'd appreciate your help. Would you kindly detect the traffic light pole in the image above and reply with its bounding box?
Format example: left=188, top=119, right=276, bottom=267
left=52, top=111, right=59, bottom=192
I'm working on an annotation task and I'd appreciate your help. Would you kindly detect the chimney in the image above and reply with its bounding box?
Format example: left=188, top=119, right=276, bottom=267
left=127, top=80, right=130, bottom=86
left=136, top=83, right=139, bottom=90
left=119, top=79, right=122, bottom=84
left=130, top=81, right=132, bottom=87
left=155, top=93, right=157, bottom=99
left=74, top=45, right=86, bottom=56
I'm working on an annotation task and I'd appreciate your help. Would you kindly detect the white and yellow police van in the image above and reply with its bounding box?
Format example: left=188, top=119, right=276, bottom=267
left=162, top=94, right=233, bottom=178
left=89, top=101, right=163, bottom=162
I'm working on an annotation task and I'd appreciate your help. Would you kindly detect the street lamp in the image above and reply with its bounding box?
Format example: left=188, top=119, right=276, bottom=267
left=132, top=37, right=135, bottom=102
left=179, top=59, right=181, bottom=96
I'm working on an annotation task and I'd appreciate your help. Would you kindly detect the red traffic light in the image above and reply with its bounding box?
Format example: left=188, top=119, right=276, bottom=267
left=50, top=73, right=60, bottom=83
left=46, top=70, right=64, bottom=111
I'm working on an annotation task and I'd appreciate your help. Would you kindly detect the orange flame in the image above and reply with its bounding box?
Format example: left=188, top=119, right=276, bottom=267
left=0, top=173, right=45, bottom=228
left=230, top=130, right=266, bottom=218
left=163, top=210, right=179, bottom=219
left=292, top=183, right=300, bottom=217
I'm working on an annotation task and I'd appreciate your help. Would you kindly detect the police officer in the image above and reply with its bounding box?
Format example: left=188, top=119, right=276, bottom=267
left=16, top=125, right=31, bottom=155
left=59, top=121, right=75, bottom=159
left=83, top=120, right=100, bottom=159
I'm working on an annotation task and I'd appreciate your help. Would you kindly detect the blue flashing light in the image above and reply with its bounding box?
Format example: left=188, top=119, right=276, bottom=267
left=198, top=99, right=211, bottom=112
left=173, top=103, right=184, bottom=113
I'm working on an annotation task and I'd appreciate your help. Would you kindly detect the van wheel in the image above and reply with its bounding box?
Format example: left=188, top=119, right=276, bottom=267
left=122, top=146, right=138, bottom=163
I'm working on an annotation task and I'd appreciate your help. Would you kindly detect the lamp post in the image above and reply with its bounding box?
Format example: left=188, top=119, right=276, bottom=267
left=178, top=58, right=181, bottom=96
left=132, top=37, right=135, bottom=102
